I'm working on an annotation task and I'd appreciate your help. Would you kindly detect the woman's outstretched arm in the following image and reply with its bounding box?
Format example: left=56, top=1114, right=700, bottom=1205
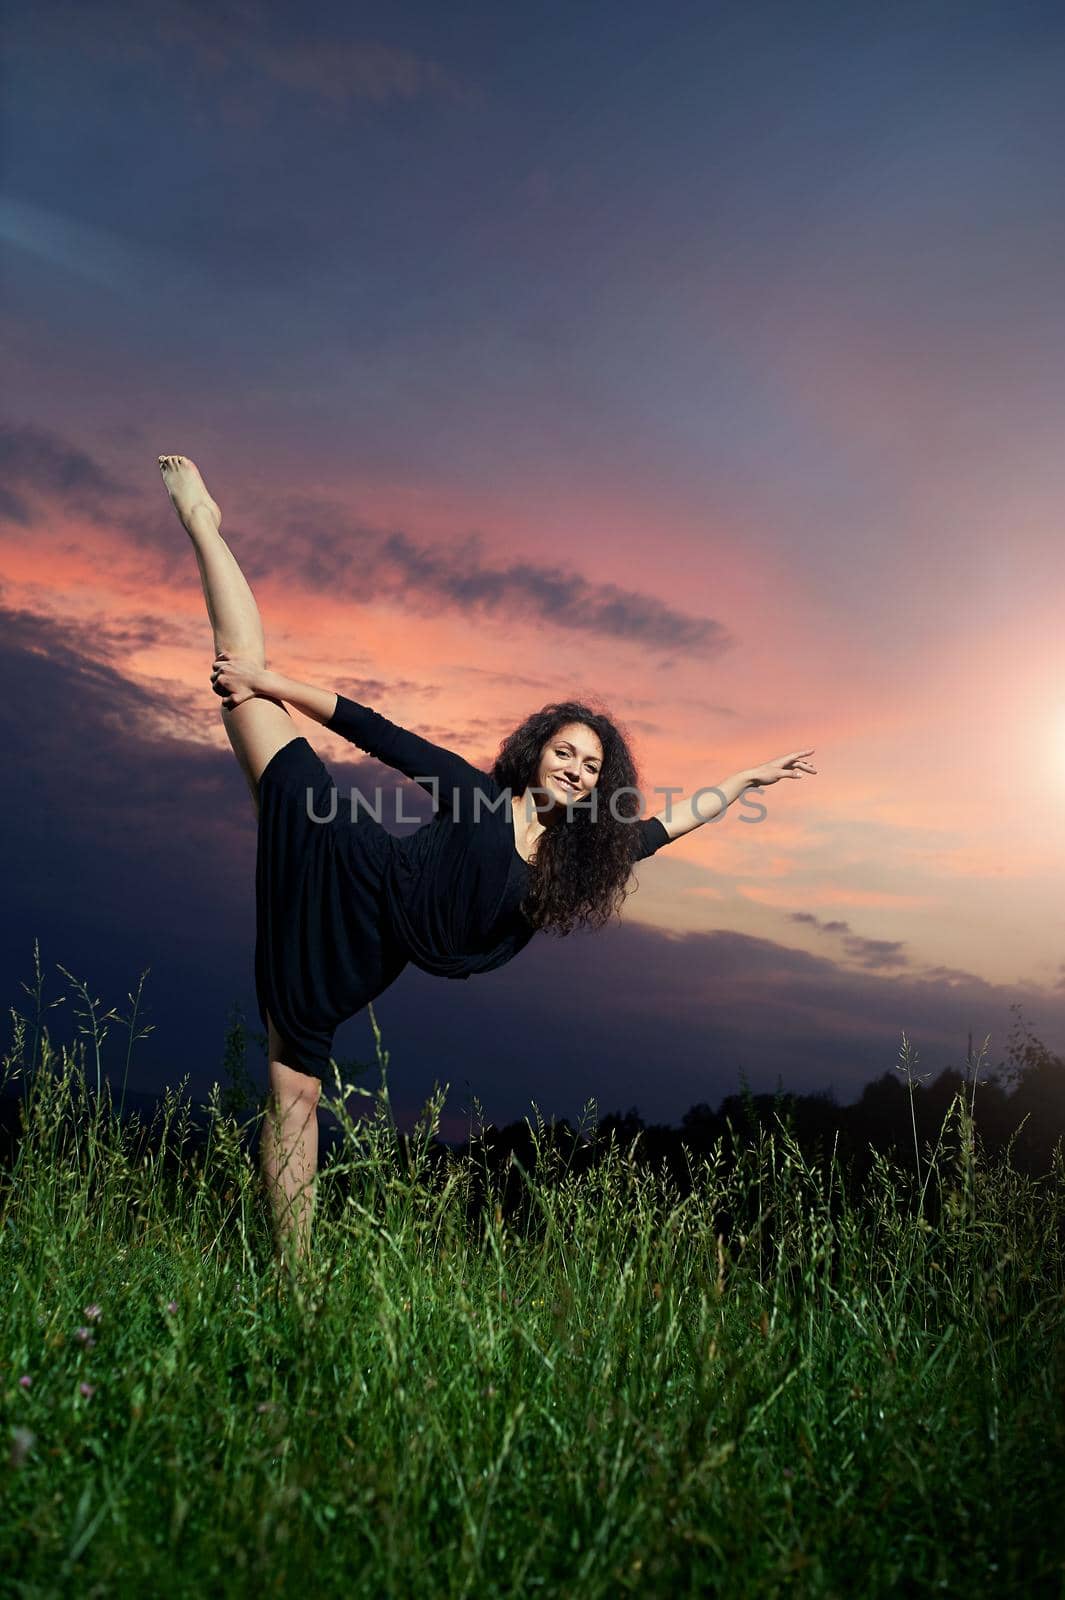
left=324, top=692, right=489, bottom=814
left=209, top=654, right=336, bottom=722
left=648, top=748, right=817, bottom=843
left=261, top=668, right=337, bottom=725
left=649, top=767, right=756, bottom=843
left=210, top=655, right=490, bottom=814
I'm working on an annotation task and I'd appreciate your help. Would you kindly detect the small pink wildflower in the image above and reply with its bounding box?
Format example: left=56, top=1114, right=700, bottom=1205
left=75, top=1327, right=95, bottom=1347
left=18, top=1375, right=32, bottom=1390
left=83, top=1304, right=102, bottom=1322
left=79, top=1382, right=96, bottom=1399
left=166, top=1300, right=179, bottom=1315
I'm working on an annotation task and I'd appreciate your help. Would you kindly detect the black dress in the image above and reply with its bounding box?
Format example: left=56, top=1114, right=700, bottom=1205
left=254, top=694, right=672, bottom=1077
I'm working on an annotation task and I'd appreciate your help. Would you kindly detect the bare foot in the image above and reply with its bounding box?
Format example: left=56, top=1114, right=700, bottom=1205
left=157, top=454, right=223, bottom=533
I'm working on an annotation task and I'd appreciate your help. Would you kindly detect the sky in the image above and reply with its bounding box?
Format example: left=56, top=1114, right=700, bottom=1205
left=2, top=0, right=1064, bottom=1136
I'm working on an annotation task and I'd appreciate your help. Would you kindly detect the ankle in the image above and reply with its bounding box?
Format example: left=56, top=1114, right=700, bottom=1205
left=185, top=502, right=221, bottom=534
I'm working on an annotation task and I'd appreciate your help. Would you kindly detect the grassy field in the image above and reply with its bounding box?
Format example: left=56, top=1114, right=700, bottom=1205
left=2, top=1013, right=1064, bottom=1598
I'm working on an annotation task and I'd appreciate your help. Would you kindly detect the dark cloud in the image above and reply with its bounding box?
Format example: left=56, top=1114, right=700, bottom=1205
left=785, top=918, right=911, bottom=974
left=59, top=608, right=207, bottom=665
left=788, top=911, right=853, bottom=936
left=6, top=0, right=467, bottom=111
left=838, top=936, right=909, bottom=972
left=254, top=511, right=733, bottom=656
left=374, top=910, right=1065, bottom=1135
left=243, top=29, right=467, bottom=113
left=333, top=673, right=444, bottom=706
left=0, top=420, right=131, bottom=525
left=377, top=527, right=730, bottom=653
left=787, top=917, right=961, bottom=978
left=1, top=606, right=255, bottom=1091
left=0, top=420, right=736, bottom=657
left=921, top=964, right=992, bottom=989
left=0, top=485, right=33, bottom=526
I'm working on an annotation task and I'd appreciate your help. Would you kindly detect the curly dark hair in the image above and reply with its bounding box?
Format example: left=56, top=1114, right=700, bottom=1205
left=491, top=698, right=651, bottom=937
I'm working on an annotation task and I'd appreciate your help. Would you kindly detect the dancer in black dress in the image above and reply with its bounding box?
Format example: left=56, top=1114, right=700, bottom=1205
left=158, top=454, right=816, bottom=1266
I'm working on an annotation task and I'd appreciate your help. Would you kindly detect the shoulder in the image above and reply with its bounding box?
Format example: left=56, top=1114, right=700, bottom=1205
left=469, top=769, right=508, bottom=808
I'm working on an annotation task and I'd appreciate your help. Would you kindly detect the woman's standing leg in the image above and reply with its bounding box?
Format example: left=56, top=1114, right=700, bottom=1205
left=158, top=453, right=323, bottom=1261
left=261, top=1017, right=321, bottom=1268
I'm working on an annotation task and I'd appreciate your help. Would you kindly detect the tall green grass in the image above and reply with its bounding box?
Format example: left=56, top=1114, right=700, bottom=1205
left=2, top=1005, right=1063, bottom=1597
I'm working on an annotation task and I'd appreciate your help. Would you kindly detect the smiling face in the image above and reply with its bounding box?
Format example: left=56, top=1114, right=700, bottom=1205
left=537, top=722, right=604, bottom=808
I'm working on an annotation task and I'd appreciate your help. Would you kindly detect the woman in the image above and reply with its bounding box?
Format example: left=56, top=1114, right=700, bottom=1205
left=158, top=454, right=816, bottom=1266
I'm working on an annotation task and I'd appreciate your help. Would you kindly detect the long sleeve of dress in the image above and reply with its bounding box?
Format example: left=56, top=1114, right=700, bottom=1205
left=327, top=694, right=491, bottom=817
left=633, top=815, right=671, bottom=861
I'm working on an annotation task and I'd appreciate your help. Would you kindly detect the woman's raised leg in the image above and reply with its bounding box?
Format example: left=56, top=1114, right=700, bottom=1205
left=157, top=453, right=297, bottom=808
left=159, top=454, right=322, bottom=1265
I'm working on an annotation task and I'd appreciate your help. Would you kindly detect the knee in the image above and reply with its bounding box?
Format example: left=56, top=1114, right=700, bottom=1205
left=268, top=1060, right=322, bottom=1111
